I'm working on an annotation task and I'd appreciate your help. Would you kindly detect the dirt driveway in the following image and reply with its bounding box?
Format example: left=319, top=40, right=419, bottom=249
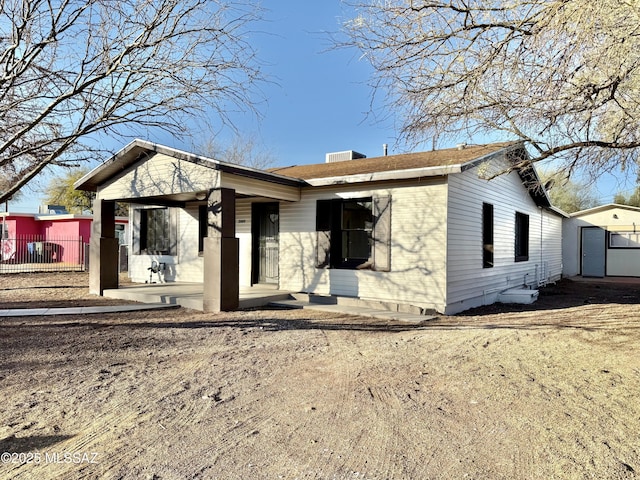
left=0, top=272, right=639, bottom=479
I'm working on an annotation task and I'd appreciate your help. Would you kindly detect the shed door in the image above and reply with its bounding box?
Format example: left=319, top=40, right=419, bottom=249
left=581, top=227, right=606, bottom=277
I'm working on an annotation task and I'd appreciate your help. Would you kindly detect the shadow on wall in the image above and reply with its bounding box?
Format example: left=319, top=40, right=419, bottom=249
left=278, top=187, right=446, bottom=308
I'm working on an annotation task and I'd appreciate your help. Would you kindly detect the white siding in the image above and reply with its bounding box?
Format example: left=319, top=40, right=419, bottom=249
left=99, top=153, right=220, bottom=200
left=221, top=172, right=300, bottom=202
left=128, top=204, right=204, bottom=283
left=236, top=199, right=253, bottom=286
left=278, top=179, right=448, bottom=312
left=128, top=200, right=255, bottom=285
left=446, top=165, right=564, bottom=313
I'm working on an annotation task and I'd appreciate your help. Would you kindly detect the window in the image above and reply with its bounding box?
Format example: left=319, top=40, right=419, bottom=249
left=199, top=205, right=207, bottom=254
left=316, top=196, right=391, bottom=271
left=482, top=203, right=494, bottom=268
left=136, top=207, right=177, bottom=255
left=514, top=212, right=529, bottom=262
left=609, top=231, right=640, bottom=249
left=115, top=224, right=126, bottom=245
left=340, top=199, right=373, bottom=268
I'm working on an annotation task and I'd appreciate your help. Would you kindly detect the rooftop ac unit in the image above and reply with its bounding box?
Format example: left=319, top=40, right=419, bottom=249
left=325, top=150, right=366, bottom=163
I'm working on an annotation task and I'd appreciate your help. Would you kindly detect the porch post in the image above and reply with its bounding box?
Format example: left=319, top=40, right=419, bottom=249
left=89, top=198, right=119, bottom=295
left=203, top=188, right=239, bottom=312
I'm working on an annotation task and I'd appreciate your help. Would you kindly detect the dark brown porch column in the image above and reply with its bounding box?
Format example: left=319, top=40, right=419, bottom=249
left=203, top=188, right=239, bottom=312
left=89, top=199, right=119, bottom=295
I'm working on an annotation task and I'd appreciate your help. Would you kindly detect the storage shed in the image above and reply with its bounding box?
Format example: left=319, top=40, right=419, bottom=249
left=562, top=204, right=640, bottom=278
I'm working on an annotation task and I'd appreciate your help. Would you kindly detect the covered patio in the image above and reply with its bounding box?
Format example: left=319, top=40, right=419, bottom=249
left=74, top=140, right=302, bottom=313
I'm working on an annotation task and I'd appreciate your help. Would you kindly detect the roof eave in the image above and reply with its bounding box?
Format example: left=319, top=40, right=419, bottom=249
left=303, top=165, right=463, bottom=186
left=75, top=139, right=303, bottom=192
left=570, top=203, right=640, bottom=217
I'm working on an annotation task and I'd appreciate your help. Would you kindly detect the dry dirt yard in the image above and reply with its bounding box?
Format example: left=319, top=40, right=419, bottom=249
left=0, top=272, right=639, bottom=480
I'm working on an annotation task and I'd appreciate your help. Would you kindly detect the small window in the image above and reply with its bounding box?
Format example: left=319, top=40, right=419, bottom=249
left=515, top=212, right=529, bottom=262
left=609, top=232, right=640, bottom=249
left=483, top=203, right=494, bottom=268
left=137, top=207, right=176, bottom=255
left=115, top=224, right=126, bottom=245
left=198, top=205, right=207, bottom=254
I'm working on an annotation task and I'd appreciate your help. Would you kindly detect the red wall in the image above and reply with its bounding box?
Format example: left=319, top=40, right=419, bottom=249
left=12, top=216, right=39, bottom=236
left=3, top=215, right=127, bottom=264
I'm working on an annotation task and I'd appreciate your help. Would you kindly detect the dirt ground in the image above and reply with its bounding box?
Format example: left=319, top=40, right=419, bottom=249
left=0, top=272, right=639, bottom=480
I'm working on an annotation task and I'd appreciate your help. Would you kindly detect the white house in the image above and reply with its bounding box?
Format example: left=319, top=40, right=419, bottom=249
left=75, top=139, right=565, bottom=314
left=562, top=204, right=640, bottom=278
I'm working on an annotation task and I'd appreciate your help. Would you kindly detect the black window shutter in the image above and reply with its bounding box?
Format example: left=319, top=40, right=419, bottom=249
left=134, top=209, right=144, bottom=254
left=316, top=200, right=332, bottom=268
left=169, top=208, right=178, bottom=256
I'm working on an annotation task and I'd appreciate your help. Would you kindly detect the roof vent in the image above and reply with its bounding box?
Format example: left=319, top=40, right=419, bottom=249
left=325, top=150, right=366, bottom=163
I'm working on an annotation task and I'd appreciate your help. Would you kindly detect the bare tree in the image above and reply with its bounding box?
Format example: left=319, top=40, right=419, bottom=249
left=0, top=0, right=265, bottom=204
left=340, top=0, right=640, bottom=178
left=196, top=134, right=276, bottom=170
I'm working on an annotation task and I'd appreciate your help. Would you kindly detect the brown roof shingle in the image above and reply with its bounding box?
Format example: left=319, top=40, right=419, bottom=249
left=269, top=142, right=517, bottom=180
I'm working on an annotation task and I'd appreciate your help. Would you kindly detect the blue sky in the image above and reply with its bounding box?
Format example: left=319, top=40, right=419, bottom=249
left=8, top=1, right=635, bottom=212
left=184, top=1, right=405, bottom=166
left=11, top=1, right=398, bottom=212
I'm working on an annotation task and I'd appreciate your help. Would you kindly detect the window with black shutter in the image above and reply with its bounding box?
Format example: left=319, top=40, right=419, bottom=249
left=483, top=203, right=494, bottom=268
left=515, top=211, right=529, bottom=262
left=135, top=207, right=177, bottom=255
left=315, top=195, right=391, bottom=270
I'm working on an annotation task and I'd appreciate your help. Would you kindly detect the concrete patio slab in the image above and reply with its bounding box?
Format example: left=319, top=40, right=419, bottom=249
left=102, top=282, right=292, bottom=311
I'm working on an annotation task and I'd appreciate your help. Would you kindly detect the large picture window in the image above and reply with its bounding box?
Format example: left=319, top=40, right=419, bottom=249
left=514, top=211, right=529, bottom=262
left=136, top=207, right=177, bottom=255
left=316, top=196, right=391, bottom=271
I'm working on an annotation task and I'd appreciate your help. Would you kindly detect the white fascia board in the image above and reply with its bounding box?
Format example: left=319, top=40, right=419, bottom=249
left=547, top=206, right=570, bottom=218
left=569, top=203, right=640, bottom=218
left=34, top=214, right=91, bottom=220
left=304, top=165, right=463, bottom=186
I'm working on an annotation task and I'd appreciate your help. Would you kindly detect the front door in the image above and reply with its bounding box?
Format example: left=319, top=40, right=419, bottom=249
left=252, top=203, right=279, bottom=284
left=581, top=227, right=606, bottom=277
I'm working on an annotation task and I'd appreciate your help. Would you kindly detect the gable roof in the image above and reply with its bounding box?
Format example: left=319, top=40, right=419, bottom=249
left=569, top=203, right=640, bottom=218
left=269, top=142, right=518, bottom=182
left=74, top=139, right=302, bottom=192
left=75, top=139, right=559, bottom=212
left=270, top=141, right=556, bottom=211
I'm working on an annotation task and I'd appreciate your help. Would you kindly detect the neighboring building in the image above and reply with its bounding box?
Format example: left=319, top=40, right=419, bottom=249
left=0, top=212, right=128, bottom=264
left=562, top=204, right=640, bottom=278
left=76, top=139, right=565, bottom=314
